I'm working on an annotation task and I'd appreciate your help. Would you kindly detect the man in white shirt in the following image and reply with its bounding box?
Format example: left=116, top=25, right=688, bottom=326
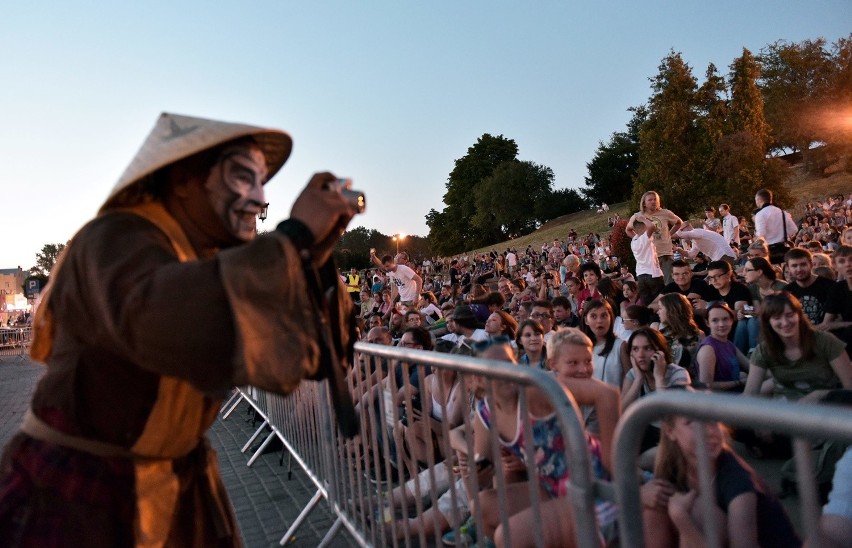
left=753, top=188, right=797, bottom=264
left=631, top=215, right=664, bottom=307
left=506, top=249, right=518, bottom=276
left=439, top=305, right=488, bottom=346
left=673, top=223, right=737, bottom=264
left=719, top=203, right=740, bottom=248
left=370, top=251, right=422, bottom=304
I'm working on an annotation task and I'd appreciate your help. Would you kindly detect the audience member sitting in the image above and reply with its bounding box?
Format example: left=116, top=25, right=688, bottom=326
left=515, top=319, right=547, bottom=369
left=468, top=332, right=620, bottom=547
left=744, top=291, right=852, bottom=401
left=652, top=293, right=705, bottom=374
left=484, top=310, right=518, bottom=341
left=581, top=299, right=625, bottom=389
left=643, top=413, right=800, bottom=548
left=695, top=301, right=750, bottom=392
left=622, top=327, right=691, bottom=461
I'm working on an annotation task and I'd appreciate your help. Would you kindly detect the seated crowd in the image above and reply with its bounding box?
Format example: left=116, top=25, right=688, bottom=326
left=344, top=191, right=852, bottom=547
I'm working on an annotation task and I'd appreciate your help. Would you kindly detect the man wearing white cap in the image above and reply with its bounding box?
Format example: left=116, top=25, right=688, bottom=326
left=0, top=113, right=357, bottom=546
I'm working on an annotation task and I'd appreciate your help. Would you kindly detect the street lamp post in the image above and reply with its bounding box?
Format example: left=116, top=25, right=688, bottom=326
left=393, top=234, right=406, bottom=255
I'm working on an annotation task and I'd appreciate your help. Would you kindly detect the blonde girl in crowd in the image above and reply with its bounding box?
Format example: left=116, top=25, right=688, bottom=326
left=469, top=332, right=620, bottom=547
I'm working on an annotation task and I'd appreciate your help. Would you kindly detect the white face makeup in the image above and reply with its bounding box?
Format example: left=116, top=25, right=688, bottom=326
left=204, top=144, right=268, bottom=242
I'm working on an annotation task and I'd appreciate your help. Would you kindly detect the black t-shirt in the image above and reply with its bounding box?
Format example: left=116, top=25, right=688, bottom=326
left=662, top=277, right=720, bottom=302
left=718, top=281, right=753, bottom=309
left=824, top=280, right=852, bottom=354
left=715, top=450, right=801, bottom=548
left=785, top=276, right=835, bottom=325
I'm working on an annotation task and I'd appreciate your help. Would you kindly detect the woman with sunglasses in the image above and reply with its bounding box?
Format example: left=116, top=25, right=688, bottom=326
left=515, top=319, right=547, bottom=369
left=744, top=292, right=852, bottom=401
left=695, top=302, right=749, bottom=392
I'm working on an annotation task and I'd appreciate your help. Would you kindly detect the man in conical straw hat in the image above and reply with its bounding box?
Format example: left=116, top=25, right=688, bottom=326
left=0, top=113, right=358, bottom=546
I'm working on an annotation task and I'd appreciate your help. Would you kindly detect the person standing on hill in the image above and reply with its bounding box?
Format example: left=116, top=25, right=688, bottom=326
left=719, top=203, right=740, bottom=249
left=626, top=191, right=683, bottom=285
left=753, top=188, right=797, bottom=265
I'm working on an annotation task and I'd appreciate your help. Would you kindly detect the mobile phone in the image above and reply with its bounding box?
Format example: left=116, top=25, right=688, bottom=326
left=326, top=178, right=366, bottom=214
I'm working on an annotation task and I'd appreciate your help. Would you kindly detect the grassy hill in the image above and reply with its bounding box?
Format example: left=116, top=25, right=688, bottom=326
left=468, top=167, right=852, bottom=256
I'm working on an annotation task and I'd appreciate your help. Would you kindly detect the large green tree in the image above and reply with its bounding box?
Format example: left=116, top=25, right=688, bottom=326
left=713, top=48, right=790, bottom=212
left=472, top=160, right=554, bottom=239
left=634, top=51, right=701, bottom=217
left=431, top=134, right=519, bottom=251
left=758, top=38, right=835, bottom=160
left=537, top=188, right=589, bottom=225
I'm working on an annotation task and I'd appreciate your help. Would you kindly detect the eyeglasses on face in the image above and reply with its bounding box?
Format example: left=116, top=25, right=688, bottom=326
left=471, top=335, right=512, bottom=352
left=530, top=312, right=552, bottom=319
left=705, top=273, right=728, bottom=281
left=398, top=341, right=420, bottom=348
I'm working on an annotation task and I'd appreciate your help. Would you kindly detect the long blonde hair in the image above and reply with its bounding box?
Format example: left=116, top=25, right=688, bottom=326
left=639, top=191, right=661, bottom=214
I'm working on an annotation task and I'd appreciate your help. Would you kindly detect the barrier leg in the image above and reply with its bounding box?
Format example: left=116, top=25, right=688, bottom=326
left=241, top=419, right=269, bottom=453
left=246, top=431, right=276, bottom=467
left=219, top=390, right=241, bottom=415
left=221, top=393, right=246, bottom=419
left=279, top=489, right=323, bottom=546
left=315, top=517, right=343, bottom=548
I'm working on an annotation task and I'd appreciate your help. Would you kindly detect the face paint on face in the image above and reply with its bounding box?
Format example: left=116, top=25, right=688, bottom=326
left=204, top=144, right=269, bottom=242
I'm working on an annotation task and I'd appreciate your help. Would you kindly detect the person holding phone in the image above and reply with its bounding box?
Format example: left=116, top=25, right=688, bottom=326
left=622, top=327, right=692, bottom=465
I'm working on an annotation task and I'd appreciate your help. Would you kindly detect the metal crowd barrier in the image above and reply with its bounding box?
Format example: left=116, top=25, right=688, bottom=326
left=613, top=390, right=852, bottom=548
left=0, top=327, right=32, bottom=360
left=220, top=341, right=610, bottom=547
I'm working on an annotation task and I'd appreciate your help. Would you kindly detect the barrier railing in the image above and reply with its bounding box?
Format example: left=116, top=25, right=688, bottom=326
left=0, top=327, right=32, bottom=359
left=612, top=390, right=852, bottom=548
left=221, top=341, right=611, bottom=547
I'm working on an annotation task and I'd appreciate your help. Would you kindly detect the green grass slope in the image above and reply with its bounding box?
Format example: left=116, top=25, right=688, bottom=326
left=468, top=169, right=851, bottom=256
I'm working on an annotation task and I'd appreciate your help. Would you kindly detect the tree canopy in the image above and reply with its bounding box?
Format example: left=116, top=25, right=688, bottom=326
left=426, top=133, right=586, bottom=255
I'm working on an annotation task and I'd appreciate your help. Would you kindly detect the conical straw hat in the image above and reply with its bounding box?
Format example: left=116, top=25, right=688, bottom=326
left=101, top=112, right=292, bottom=211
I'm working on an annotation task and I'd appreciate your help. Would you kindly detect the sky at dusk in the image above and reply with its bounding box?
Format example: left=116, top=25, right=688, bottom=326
left=2, top=1, right=850, bottom=269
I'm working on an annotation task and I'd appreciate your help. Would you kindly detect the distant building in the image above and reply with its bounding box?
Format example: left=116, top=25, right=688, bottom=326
left=0, top=267, right=31, bottom=323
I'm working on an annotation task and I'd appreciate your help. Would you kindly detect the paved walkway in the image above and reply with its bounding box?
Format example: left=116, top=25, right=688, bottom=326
left=0, top=357, right=360, bottom=548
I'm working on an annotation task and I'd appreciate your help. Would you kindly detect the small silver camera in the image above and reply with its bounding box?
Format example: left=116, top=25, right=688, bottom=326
left=328, top=178, right=366, bottom=214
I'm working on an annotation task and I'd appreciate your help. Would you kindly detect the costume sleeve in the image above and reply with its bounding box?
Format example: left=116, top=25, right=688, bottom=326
left=218, top=231, right=348, bottom=395
left=53, top=213, right=242, bottom=393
